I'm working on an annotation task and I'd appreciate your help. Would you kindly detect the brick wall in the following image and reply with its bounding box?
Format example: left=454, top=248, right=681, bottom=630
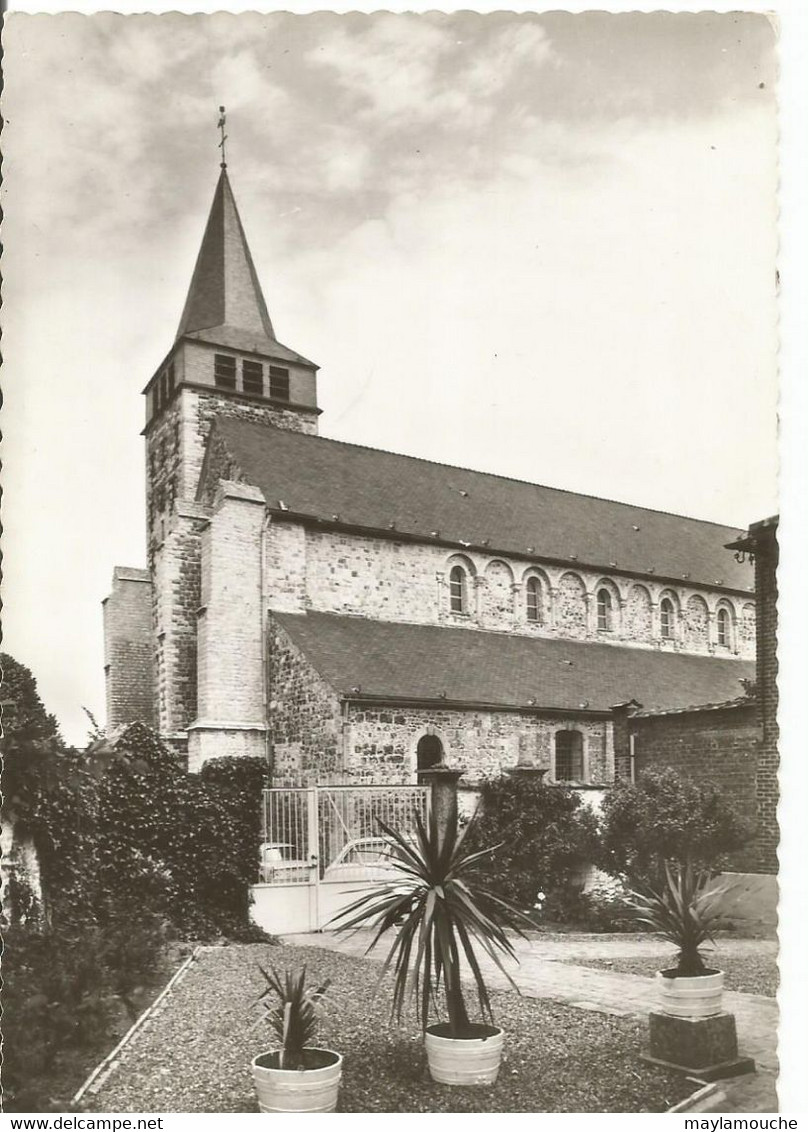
left=614, top=702, right=765, bottom=873
left=103, top=568, right=156, bottom=728
left=753, top=522, right=778, bottom=873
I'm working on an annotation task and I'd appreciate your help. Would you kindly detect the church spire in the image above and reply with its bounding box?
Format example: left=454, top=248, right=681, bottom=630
left=175, top=164, right=277, bottom=344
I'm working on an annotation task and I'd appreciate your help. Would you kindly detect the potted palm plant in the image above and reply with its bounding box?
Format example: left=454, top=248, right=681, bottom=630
left=251, top=965, right=342, bottom=1112
left=329, top=807, right=529, bottom=1086
left=626, top=861, right=726, bottom=1018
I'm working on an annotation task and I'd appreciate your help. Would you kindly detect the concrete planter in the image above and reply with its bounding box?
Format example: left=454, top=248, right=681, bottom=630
left=657, top=969, right=724, bottom=1018
left=251, top=1049, right=342, bottom=1112
left=424, top=1024, right=504, bottom=1085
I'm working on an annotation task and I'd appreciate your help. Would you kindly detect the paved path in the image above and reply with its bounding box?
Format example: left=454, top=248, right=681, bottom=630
left=286, top=930, right=778, bottom=1113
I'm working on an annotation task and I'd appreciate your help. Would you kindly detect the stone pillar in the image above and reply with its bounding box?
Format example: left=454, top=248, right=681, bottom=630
left=548, top=586, right=558, bottom=631
left=420, top=765, right=465, bottom=849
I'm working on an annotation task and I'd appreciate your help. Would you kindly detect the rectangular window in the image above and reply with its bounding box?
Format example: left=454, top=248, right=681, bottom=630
left=214, top=354, right=237, bottom=390
left=243, top=359, right=264, bottom=397
left=160, top=372, right=168, bottom=406
left=555, top=731, right=584, bottom=781
left=269, top=365, right=290, bottom=402
left=167, top=362, right=176, bottom=394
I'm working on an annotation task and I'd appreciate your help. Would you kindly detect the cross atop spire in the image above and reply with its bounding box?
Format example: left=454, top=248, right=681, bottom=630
left=217, top=105, right=227, bottom=169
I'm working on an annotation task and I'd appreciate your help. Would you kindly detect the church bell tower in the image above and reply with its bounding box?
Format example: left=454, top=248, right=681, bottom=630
left=139, top=137, right=320, bottom=743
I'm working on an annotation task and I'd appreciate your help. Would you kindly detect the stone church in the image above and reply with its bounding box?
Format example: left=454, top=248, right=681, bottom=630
left=103, top=166, right=757, bottom=788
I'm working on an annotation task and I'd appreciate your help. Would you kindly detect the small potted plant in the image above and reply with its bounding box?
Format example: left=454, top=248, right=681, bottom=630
left=329, top=808, right=529, bottom=1086
left=626, top=860, right=726, bottom=1018
left=251, top=965, right=342, bottom=1112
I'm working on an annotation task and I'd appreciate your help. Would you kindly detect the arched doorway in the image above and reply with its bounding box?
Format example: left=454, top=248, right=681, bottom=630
left=416, top=734, right=444, bottom=774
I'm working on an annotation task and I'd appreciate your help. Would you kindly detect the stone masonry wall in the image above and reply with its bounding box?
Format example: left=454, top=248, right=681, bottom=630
left=196, top=482, right=267, bottom=726
left=145, top=364, right=317, bottom=742
left=268, top=615, right=343, bottom=782
left=272, top=527, right=755, bottom=659
left=346, top=705, right=614, bottom=786
left=151, top=505, right=208, bottom=734
left=103, top=570, right=156, bottom=728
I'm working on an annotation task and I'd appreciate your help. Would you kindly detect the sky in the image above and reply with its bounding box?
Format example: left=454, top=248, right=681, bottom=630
left=2, top=10, right=779, bottom=746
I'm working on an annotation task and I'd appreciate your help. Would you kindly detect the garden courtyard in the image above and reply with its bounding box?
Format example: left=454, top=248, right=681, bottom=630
left=81, top=931, right=778, bottom=1114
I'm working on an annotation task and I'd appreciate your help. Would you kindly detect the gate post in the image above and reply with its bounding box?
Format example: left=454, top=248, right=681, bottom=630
left=307, top=786, right=320, bottom=931
left=420, top=765, right=465, bottom=849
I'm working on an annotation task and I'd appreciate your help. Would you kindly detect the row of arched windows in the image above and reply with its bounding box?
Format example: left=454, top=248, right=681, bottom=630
left=447, top=561, right=741, bottom=648
left=450, top=564, right=550, bottom=622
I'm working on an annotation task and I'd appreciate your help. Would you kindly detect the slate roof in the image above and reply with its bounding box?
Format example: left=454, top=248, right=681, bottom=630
left=272, top=611, right=756, bottom=714
left=215, top=417, right=753, bottom=591
left=177, top=169, right=276, bottom=343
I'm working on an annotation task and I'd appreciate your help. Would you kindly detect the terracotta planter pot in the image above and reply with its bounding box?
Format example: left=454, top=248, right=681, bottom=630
left=424, top=1024, right=504, bottom=1085
left=656, top=969, right=724, bottom=1018
left=251, top=1048, right=342, bottom=1112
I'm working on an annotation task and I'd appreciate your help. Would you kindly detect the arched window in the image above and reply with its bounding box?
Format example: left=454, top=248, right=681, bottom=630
left=555, top=730, right=584, bottom=782
left=416, top=734, right=443, bottom=773
left=660, top=597, right=676, bottom=639
left=449, top=565, right=468, bottom=614
left=526, top=576, right=542, bottom=623
left=597, top=588, right=613, bottom=631
left=717, top=607, right=731, bottom=648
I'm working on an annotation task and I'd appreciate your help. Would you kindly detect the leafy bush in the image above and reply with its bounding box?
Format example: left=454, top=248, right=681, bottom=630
left=2, top=656, right=270, bottom=1109
left=0, top=915, right=169, bottom=1111
left=597, top=766, right=753, bottom=885
left=463, top=774, right=599, bottom=910
left=577, top=875, right=638, bottom=933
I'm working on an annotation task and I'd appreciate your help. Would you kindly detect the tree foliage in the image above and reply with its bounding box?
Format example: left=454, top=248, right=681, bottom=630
left=597, top=766, right=753, bottom=884
left=1, top=655, right=271, bottom=1110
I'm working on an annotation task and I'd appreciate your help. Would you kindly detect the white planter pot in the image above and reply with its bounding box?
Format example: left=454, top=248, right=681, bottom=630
left=656, top=969, right=724, bottom=1018
left=251, top=1048, right=342, bottom=1112
left=425, top=1024, right=504, bottom=1085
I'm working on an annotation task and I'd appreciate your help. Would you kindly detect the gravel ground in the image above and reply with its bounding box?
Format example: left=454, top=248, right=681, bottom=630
left=89, top=943, right=694, bottom=1113
left=560, top=954, right=778, bottom=998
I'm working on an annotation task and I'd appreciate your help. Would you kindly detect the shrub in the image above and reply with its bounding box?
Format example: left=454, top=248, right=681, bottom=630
left=463, top=774, right=599, bottom=910
left=597, top=766, right=753, bottom=885
left=577, top=874, right=638, bottom=933
left=0, top=914, right=172, bottom=1111
left=1, top=922, right=112, bottom=1110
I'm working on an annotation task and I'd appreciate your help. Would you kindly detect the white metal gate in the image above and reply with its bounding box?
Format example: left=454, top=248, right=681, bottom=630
left=251, top=784, right=429, bottom=934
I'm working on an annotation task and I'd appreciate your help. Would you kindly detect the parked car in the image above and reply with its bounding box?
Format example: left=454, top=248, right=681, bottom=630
left=259, top=841, right=311, bottom=883
left=322, top=835, right=415, bottom=884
